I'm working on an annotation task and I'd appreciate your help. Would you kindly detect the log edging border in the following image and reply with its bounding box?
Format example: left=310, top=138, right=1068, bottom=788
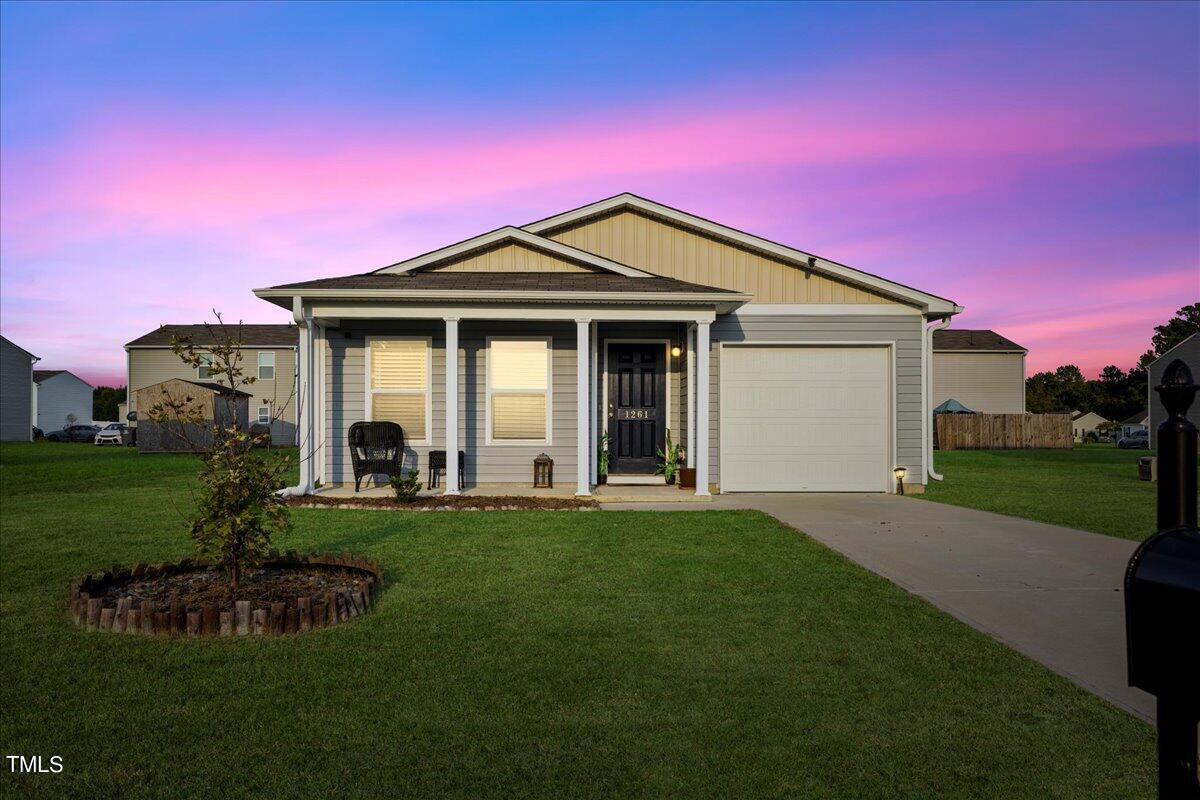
left=68, top=552, right=382, bottom=637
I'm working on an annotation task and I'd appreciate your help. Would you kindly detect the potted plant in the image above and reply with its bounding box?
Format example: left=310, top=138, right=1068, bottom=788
left=598, top=432, right=610, bottom=484
left=655, top=429, right=682, bottom=485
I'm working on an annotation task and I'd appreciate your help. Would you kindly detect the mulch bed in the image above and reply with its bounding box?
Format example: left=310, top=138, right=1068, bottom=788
left=288, top=494, right=599, bottom=511
left=69, top=554, right=381, bottom=637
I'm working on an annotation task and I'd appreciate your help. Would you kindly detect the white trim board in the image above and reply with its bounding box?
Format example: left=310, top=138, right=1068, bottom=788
left=373, top=226, right=653, bottom=278
left=523, top=193, right=961, bottom=316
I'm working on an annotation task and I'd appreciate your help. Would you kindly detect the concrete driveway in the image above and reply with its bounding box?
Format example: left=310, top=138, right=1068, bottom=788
left=605, top=493, right=1153, bottom=722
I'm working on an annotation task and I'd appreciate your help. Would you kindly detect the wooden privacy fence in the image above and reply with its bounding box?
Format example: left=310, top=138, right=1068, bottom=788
left=936, top=413, right=1073, bottom=450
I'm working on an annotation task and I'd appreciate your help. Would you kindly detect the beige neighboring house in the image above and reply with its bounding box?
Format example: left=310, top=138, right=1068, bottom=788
left=252, top=192, right=966, bottom=496
left=124, top=324, right=299, bottom=445
left=932, top=329, right=1026, bottom=413
left=1071, top=411, right=1110, bottom=441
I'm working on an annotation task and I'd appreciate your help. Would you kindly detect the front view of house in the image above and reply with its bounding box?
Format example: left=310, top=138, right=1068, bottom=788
left=254, top=194, right=962, bottom=496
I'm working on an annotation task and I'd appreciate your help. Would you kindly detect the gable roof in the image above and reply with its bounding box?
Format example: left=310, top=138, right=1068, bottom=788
left=1149, top=333, right=1199, bottom=367
left=374, top=226, right=652, bottom=278
left=126, top=324, right=299, bottom=348
left=522, top=193, right=961, bottom=316
left=1121, top=410, right=1149, bottom=425
left=1, top=335, right=39, bottom=362
left=32, top=369, right=65, bottom=383
left=933, top=329, right=1026, bottom=353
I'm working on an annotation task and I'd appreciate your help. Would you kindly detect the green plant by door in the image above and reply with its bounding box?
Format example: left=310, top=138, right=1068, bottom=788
left=656, top=429, right=683, bottom=484
left=598, top=432, right=611, bottom=477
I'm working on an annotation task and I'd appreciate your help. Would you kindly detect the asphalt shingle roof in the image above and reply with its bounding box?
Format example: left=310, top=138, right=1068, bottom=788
left=126, top=324, right=298, bottom=348
left=933, top=329, right=1026, bottom=352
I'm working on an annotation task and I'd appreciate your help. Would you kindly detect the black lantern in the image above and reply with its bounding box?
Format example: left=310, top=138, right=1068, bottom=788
left=533, top=453, right=553, bottom=488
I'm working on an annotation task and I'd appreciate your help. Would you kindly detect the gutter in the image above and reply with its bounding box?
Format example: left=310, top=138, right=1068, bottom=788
left=926, top=316, right=953, bottom=482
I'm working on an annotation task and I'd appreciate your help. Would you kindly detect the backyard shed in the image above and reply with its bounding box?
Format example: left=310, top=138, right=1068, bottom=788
left=134, top=378, right=250, bottom=453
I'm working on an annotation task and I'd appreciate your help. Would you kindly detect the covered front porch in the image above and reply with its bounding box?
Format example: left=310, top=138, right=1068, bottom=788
left=284, top=298, right=739, bottom=499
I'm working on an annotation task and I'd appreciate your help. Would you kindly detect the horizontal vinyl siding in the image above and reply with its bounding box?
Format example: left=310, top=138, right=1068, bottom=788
left=1149, top=335, right=1200, bottom=449
left=129, top=346, right=297, bottom=442
left=326, top=321, right=578, bottom=486
left=709, top=314, right=924, bottom=489
left=547, top=209, right=900, bottom=305
left=932, top=352, right=1024, bottom=413
left=0, top=338, right=34, bottom=441
left=35, top=374, right=93, bottom=430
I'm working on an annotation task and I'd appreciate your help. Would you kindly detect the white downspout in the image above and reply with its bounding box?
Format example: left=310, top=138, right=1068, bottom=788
left=279, top=297, right=315, bottom=497
left=926, top=316, right=952, bottom=482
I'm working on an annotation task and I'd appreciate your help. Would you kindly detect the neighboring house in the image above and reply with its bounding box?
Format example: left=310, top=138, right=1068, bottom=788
left=931, top=329, right=1026, bottom=413
left=1120, top=410, right=1149, bottom=439
left=125, top=324, right=299, bottom=445
left=1071, top=411, right=1110, bottom=441
left=33, top=370, right=93, bottom=432
left=0, top=336, right=38, bottom=441
left=253, top=193, right=964, bottom=495
left=1148, top=333, right=1200, bottom=450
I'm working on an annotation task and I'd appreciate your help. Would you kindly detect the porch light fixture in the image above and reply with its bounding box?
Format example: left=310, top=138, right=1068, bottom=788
left=893, top=466, right=907, bottom=495
left=670, top=345, right=682, bottom=358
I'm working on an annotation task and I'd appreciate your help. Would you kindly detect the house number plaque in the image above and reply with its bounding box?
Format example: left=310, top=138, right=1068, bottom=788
left=618, top=409, right=650, bottom=420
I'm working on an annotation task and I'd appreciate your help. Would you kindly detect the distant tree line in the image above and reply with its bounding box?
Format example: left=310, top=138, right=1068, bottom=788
left=1025, top=303, right=1199, bottom=422
left=93, top=386, right=125, bottom=421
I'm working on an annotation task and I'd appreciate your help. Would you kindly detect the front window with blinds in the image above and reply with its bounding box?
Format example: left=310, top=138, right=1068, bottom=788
left=368, top=338, right=430, bottom=444
left=487, top=337, right=551, bottom=444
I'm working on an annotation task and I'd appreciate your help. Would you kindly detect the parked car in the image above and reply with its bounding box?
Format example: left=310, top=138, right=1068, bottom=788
left=45, top=424, right=100, bottom=443
left=94, top=423, right=128, bottom=446
left=1117, top=429, right=1150, bottom=449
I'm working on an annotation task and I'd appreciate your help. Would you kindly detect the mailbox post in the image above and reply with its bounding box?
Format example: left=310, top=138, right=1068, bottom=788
left=1125, top=359, right=1200, bottom=799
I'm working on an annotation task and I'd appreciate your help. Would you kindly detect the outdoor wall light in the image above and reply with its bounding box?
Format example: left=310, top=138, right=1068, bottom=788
left=670, top=345, right=682, bottom=357
left=893, top=466, right=907, bottom=495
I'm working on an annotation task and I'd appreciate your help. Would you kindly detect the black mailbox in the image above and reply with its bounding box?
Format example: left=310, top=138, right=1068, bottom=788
left=1124, top=358, right=1200, bottom=799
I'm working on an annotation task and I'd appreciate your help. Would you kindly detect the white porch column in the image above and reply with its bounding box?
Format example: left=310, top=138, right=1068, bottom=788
left=576, top=319, right=591, bottom=496
left=296, top=306, right=315, bottom=493
left=694, top=321, right=711, bottom=496
left=589, top=321, right=599, bottom=486
left=686, top=323, right=696, bottom=468
left=444, top=317, right=460, bottom=495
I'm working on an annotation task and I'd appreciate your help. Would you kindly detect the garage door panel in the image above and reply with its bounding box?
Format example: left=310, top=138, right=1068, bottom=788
left=722, top=346, right=888, bottom=492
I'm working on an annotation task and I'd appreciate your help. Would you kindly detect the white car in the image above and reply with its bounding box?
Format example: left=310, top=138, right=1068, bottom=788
left=94, top=423, right=127, bottom=446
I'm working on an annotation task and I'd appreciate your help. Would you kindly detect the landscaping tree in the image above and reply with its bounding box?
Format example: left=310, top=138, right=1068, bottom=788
left=93, top=385, right=125, bottom=421
left=1136, top=302, right=1200, bottom=370
left=146, top=315, right=292, bottom=592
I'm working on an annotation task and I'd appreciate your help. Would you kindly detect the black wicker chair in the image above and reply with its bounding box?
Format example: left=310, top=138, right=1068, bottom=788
left=348, top=421, right=405, bottom=492
left=428, top=450, right=465, bottom=490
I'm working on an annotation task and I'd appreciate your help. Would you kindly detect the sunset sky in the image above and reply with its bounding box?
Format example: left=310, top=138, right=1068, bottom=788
left=2, top=1, right=1197, bottom=387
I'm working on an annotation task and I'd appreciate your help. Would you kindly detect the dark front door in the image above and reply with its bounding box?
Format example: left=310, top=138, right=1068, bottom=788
left=607, top=343, right=665, bottom=474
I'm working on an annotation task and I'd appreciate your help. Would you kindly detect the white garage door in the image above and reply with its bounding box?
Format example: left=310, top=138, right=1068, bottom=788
left=721, top=345, right=889, bottom=492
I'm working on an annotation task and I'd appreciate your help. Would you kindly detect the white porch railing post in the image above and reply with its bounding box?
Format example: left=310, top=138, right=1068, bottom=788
left=444, top=317, right=460, bottom=495
left=576, top=319, right=592, bottom=496
left=686, top=322, right=696, bottom=468
left=695, top=321, right=711, bottom=496
left=589, top=321, right=599, bottom=486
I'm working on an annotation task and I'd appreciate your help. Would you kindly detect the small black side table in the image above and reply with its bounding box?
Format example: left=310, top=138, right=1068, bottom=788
left=428, top=450, right=465, bottom=489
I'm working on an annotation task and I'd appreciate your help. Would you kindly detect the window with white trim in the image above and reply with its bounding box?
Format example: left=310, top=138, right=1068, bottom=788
left=367, top=338, right=430, bottom=444
left=257, top=406, right=270, bottom=425
left=197, top=354, right=213, bottom=380
left=487, top=338, right=551, bottom=443
left=258, top=351, right=275, bottom=380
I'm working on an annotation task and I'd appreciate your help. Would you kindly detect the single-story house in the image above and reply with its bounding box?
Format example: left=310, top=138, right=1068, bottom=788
left=134, top=378, right=251, bottom=453
left=1148, top=332, right=1199, bottom=449
left=125, top=324, right=299, bottom=445
left=1120, top=410, right=1149, bottom=439
left=1071, top=411, right=1110, bottom=441
left=253, top=193, right=963, bottom=496
left=931, top=329, right=1026, bottom=413
left=33, top=369, right=94, bottom=432
left=0, top=336, right=38, bottom=441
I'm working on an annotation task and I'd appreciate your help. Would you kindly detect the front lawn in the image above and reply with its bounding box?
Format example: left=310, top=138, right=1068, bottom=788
left=923, top=444, right=1166, bottom=541
left=0, top=443, right=1153, bottom=799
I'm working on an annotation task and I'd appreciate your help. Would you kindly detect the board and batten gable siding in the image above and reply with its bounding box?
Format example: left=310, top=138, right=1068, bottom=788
left=128, top=346, right=297, bottom=443
left=932, top=352, right=1025, bottom=413
left=1149, top=334, right=1200, bottom=450
left=423, top=242, right=598, bottom=273
left=545, top=209, right=899, bottom=305
left=708, top=314, right=925, bottom=487
left=324, top=321, right=578, bottom=486
left=35, top=373, right=93, bottom=431
left=0, top=337, right=35, bottom=441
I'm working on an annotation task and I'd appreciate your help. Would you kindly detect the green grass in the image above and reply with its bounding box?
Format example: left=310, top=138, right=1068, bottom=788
left=921, top=444, right=1173, bottom=541
left=0, top=443, right=1153, bottom=799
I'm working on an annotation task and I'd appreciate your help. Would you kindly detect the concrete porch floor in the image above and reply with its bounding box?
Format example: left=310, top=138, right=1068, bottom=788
left=314, top=482, right=711, bottom=503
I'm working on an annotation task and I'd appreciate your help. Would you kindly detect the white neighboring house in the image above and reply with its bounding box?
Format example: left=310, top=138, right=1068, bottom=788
left=1148, top=333, right=1200, bottom=450
left=0, top=336, right=39, bottom=441
left=1070, top=410, right=1110, bottom=441
left=33, top=370, right=94, bottom=432
left=931, top=329, right=1027, bottom=413
left=1120, top=410, right=1149, bottom=439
